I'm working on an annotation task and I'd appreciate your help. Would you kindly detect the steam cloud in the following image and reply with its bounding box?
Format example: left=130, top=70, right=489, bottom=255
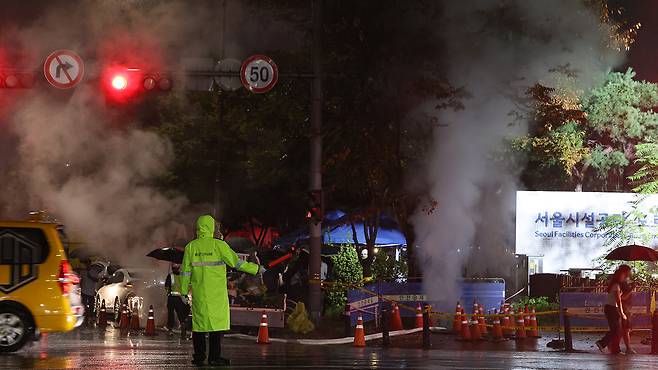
left=0, top=0, right=300, bottom=267
left=412, top=0, right=624, bottom=304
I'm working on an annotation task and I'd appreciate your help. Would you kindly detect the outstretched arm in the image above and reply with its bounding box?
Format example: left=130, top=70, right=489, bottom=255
left=219, top=240, right=260, bottom=275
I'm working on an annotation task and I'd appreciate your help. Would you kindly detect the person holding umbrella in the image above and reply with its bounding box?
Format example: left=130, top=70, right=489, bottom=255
left=596, top=264, right=631, bottom=354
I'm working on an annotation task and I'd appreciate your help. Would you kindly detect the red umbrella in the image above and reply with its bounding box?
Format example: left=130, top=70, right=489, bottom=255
left=605, top=244, right=658, bottom=262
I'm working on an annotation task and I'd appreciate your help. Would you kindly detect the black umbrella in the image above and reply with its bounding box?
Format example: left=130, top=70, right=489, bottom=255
left=146, top=247, right=184, bottom=264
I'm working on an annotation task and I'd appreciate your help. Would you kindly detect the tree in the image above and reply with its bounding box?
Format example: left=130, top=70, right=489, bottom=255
left=513, top=69, right=658, bottom=192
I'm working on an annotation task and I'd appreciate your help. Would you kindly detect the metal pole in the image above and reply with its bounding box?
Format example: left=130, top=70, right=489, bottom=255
left=213, top=92, right=223, bottom=220
left=562, top=308, right=573, bottom=352
left=422, top=304, right=431, bottom=349
left=381, top=308, right=390, bottom=347
left=308, top=0, right=323, bottom=323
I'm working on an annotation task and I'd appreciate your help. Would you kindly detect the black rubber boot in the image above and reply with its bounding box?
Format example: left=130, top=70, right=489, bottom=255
left=208, top=357, right=230, bottom=366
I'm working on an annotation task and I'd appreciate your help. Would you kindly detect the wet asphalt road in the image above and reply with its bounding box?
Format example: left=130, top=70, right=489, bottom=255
left=3, top=328, right=658, bottom=369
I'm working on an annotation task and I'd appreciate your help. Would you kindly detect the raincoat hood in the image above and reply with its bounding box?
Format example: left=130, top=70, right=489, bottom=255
left=196, top=215, right=215, bottom=239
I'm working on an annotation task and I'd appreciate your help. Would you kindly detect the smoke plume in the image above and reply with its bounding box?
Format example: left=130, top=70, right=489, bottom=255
left=412, top=0, right=624, bottom=304
left=0, top=0, right=300, bottom=266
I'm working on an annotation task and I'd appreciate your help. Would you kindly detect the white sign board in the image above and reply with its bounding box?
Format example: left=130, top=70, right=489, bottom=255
left=515, top=191, right=658, bottom=273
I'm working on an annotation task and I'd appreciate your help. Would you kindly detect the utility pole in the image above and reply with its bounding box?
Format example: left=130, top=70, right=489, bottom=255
left=213, top=0, right=227, bottom=221
left=308, top=0, right=323, bottom=323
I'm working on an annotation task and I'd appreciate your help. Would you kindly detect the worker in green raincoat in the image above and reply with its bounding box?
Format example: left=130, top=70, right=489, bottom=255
left=180, top=215, right=262, bottom=366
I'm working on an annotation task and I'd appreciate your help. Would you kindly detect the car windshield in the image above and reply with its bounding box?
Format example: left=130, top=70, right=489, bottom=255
left=107, top=271, right=125, bottom=284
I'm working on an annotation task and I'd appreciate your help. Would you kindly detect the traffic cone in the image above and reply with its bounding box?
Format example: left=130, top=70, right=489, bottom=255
left=515, top=309, right=526, bottom=340
left=524, top=305, right=532, bottom=337
left=502, top=307, right=513, bottom=338
left=415, top=303, right=424, bottom=329
left=390, top=302, right=403, bottom=331
left=119, top=303, right=129, bottom=329
left=257, top=312, right=270, bottom=344
left=470, top=315, right=482, bottom=341
left=492, top=309, right=504, bottom=341
left=459, top=309, right=471, bottom=341
left=144, top=305, right=156, bottom=336
left=353, top=315, right=366, bottom=347
left=97, top=300, right=107, bottom=330
left=130, top=302, right=140, bottom=331
left=529, top=306, right=541, bottom=338
left=452, top=302, right=462, bottom=334
left=478, top=309, right=487, bottom=335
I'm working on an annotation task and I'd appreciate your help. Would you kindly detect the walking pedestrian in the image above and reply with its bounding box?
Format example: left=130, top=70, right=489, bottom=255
left=180, top=215, right=263, bottom=366
left=620, top=279, right=636, bottom=354
left=596, top=264, right=631, bottom=354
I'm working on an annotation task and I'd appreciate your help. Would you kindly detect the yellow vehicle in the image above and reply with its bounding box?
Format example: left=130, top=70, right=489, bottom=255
left=0, top=220, right=83, bottom=352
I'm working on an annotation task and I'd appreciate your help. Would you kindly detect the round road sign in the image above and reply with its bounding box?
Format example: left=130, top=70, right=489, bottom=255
left=240, top=55, right=278, bottom=94
left=43, top=50, right=84, bottom=89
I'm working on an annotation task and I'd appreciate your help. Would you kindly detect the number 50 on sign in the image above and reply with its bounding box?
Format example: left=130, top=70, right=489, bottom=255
left=240, top=55, right=278, bottom=94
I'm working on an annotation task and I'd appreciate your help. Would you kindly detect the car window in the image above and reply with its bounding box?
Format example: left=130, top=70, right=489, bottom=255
left=0, top=227, right=49, bottom=264
left=107, top=271, right=125, bottom=284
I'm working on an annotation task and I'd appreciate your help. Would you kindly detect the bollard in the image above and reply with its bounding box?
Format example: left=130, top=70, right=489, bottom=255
left=563, top=308, right=573, bottom=352
left=381, top=308, right=390, bottom=347
left=422, top=304, right=431, bottom=349
left=344, top=303, right=352, bottom=338
left=649, top=310, right=658, bottom=354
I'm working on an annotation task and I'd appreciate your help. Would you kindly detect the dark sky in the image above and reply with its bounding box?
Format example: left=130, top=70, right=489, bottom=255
left=623, top=1, right=658, bottom=81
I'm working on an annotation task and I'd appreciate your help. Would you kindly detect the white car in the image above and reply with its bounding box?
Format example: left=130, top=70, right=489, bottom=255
left=95, top=267, right=165, bottom=322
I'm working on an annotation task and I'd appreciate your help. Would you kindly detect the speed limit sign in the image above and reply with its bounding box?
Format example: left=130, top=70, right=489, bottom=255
left=240, top=55, right=278, bottom=93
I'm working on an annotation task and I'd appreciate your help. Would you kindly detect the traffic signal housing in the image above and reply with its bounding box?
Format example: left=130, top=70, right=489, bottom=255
left=0, top=69, right=35, bottom=88
left=306, top=190, right=323, bottom=225
left=102, top=66, right=172, bottom=103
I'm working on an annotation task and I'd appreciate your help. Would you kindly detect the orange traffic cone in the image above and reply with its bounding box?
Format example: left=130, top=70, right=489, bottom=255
left=492, top=309, right=504, bottom=341
left=515, top=309, right=526, bottom=340
left=478, top=309, right=487, bottom=335
left=529, top=306, right=541, bottom=338
left=502, top=307, right=513, bottom=338
left=257, top=312, right=270, bottom=344
left=459, top=310, right=471, bottom=341
left=524, top=305, right=532, bottom=337
left=453, top=302, right=462, bottom=334
left=353, top=315, right=366, bottom=347
left=144, top=305, right=156, bottom=336
left=119, top=303, right=129, bottom=329
left=97, top=300, right=107, bottom=330
left=470, top=315, right=482, bottom=341
left=390, top=303, right=403, bottom=331
left=130, top=302, right=140, bottom=331
left=415, top=303, right=424, bottom=329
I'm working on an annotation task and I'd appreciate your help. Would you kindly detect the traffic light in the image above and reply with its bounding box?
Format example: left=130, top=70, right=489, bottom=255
left=102, top=66, right=172, bottom=102
left=306, top=190, right=323, bottom=224
left=0, top=69, right=35, bottom=88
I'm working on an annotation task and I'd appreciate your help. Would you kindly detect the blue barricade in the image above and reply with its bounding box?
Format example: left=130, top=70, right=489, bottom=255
left=559, top=291, right=653, bottom=328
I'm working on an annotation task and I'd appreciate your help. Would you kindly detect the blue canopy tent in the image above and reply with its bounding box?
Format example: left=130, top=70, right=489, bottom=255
left=274, top=210, right=407, bottom=253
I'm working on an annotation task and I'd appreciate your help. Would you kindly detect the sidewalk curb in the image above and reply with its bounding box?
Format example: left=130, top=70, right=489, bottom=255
left=226, top=327, right=447, bottom=345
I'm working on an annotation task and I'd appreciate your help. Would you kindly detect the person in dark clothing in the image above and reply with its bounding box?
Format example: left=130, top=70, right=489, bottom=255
left=165, top=264, right=190, bottom=332
left=596, top=265, right=631, bottom=354
left=620, top=280, right=636, bottom=354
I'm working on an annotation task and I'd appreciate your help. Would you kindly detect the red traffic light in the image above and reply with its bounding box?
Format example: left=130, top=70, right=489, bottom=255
left=111, top=75, right=128, bottom=90
left=0, top=70, right=35, bottom=89
left=102, top=67, right=172, bottom=102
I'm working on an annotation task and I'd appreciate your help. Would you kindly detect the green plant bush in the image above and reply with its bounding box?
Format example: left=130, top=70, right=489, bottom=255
left=372, top=252, right=408, bottom=281
left=325, top=245, right=363, bottom=316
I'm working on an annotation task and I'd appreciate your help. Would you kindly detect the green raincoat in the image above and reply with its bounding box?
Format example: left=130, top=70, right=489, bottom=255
left=180, top=215, right=260, bottom=332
